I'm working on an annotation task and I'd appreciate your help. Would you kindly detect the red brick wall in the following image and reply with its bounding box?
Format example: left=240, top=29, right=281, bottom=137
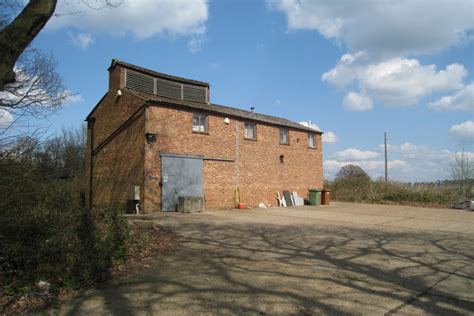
left=108, top=63, right=123, bottom=92
left=143, top=105, right=237, bottom=211
left=203, top=160, right=236, bottom=208
left=83, top=66, right=144, bottom=154
left=91, top=113, right=145, bottom=210
left=84, top=65, right=146, bottom=210
left=143, top=104, right=323, bottom=211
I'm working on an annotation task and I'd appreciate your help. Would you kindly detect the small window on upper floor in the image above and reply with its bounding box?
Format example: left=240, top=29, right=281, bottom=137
left=308, top=133, right=316, bottom=148
left=244, top=122, right=256, bottom=140
left=279, top=128, right=289, bottom=145
left=192, top=113, right=208, bottom=133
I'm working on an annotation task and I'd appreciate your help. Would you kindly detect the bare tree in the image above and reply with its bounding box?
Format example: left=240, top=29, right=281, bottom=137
left=0, top=49, right=68, bottom=117
left=0, top=0, right=122, bottom=147
left=451, top=147, right=474, bottom=200
left=0, top=48, right=69, bottom=154
left=0, top=0, right=123, bottom=91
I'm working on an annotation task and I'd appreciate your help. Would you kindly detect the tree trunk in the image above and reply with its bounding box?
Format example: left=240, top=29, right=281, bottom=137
left=0, top=0, right=57, bottom=91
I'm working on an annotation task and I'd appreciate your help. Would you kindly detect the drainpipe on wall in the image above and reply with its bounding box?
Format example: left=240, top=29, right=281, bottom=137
left=235, top=121, right=240, bottom=187
left=88, top=117, right=95, bottom=210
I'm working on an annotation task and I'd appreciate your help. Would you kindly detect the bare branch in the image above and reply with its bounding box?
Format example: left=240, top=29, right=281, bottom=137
left=0, top=49, right=69, bottom=118
left=80, top=0, right=123, bottom=10
left=450, top=146, right=474, bottom=200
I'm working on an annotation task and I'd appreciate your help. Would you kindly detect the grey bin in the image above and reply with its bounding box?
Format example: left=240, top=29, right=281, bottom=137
left=177, top=196, right=204, bottom=213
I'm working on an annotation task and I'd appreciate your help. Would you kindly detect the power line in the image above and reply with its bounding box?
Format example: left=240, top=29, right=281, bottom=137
left=384, top=132, right=388, bottom=184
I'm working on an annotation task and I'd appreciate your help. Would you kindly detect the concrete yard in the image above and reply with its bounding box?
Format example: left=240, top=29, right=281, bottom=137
left=47, top=203, right=474, bottom=315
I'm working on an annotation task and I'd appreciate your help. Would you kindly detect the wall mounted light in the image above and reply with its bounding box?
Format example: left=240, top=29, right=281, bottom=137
left=280, top=154, right=285, bottom=163
left=115, top=89, right=122, bottom=104
left=145, top=133, right=157, bottom=143
left=224, top=117, right=230, bottom=125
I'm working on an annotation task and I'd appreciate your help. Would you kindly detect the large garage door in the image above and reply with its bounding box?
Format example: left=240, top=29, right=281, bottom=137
left=161, top=155, right=203, bottom=212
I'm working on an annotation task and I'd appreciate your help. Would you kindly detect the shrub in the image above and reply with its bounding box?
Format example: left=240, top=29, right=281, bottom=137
left=332, top=165, right=374, bottom=202
left=0, top=158, right=129, bottom=297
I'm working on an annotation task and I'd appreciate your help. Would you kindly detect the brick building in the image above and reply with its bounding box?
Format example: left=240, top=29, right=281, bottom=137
left=84, top=59, right=323, bottom=212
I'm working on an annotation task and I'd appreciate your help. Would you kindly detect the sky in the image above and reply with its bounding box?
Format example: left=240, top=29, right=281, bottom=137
left=2, top=0, right=473, bottom=182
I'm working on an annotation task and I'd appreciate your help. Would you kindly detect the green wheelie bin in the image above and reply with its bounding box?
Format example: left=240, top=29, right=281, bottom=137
left=309, top=188, right=321, bottom=206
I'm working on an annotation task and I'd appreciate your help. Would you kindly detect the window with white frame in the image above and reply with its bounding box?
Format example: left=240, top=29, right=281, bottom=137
left=279, top=128, right=289, bottom=145
left=244, top=122, right=256, bottom=140
left=192, top=113, right=208, bottom=133
left=308, top=133, right=316, bottom=148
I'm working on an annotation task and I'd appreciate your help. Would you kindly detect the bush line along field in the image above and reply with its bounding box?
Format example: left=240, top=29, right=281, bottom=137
left=325, top=164, right=473, bottom=207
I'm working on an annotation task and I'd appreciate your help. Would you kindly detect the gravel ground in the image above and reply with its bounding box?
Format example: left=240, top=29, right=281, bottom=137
left=43, top=202, right=474, bottom=315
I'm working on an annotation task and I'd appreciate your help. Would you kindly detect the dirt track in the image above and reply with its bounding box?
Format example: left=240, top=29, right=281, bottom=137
left=45, top=203, right=474, bottom=315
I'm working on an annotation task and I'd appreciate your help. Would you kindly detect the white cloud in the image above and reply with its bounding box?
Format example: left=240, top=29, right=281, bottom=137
left=270, top=0, right=473, bottom=110
left=49, top=0, right=208, bottom=50
left=0, top=108, right=14, bottom=129
left=321, top=52, right=364, bottom=88
left=450, top=120, right=474, bottom=142
left=323, top=55, right=467, bottom=107
left=342, top=91, right=373, bottom=111
left=268, top=0, right=474, bottom=57
left=299, top=121, right=337, bottom=143
left=65, top=93, right=83, bottom=104
left=385, top=142, right=456, bottom=162
left=332, top=148, right=381, bottom=161
left=299, top=121, right=321, bottom=131
left=327, top=143, right=474, bottom=181
left=69, top=32, right=94, bottom=48
left=387, top=143, right=474, bottom=179
left=322, top=131, right=338, bottom=144
left=187, top=34, right=205, bottom=53
left=429, top=83, right=474, bottom=113
left=387, top=143, right=423, bottom=159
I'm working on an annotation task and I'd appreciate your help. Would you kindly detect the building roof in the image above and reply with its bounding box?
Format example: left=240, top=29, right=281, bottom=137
left=127, top=89, right=322, bottom=134
left=88, top=60, right=322, bottom=133
left=109, top=59, right=210, bottom=87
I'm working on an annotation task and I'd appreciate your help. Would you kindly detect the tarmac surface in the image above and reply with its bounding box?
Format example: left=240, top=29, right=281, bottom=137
left=46, top=202, right=474, bottom=315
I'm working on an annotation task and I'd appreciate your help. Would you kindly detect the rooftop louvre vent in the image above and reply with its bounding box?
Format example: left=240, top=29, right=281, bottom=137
left=156, top=78, right=182, bottom=99
left=125, top=70, right=154, bottom=94
left=125, top=69, right=208, bottom=104
left=183, top=85, right=207, bottom=103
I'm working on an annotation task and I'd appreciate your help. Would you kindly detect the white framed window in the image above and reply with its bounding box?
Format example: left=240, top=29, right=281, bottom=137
left=244, top=122, right=256, bottom=140
left=279, top=128, right=289, bottom=145
left=192, top=113, right=208, bottom=133
left=308, top=133, right=316, bottom=148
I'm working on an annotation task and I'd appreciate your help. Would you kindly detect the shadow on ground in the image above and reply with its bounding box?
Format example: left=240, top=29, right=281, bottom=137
left=49, top=210, right=474, bottom=315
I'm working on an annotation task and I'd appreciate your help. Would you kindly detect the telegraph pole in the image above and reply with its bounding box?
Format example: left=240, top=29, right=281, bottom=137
left=384, top=132, right=388, bottom=184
